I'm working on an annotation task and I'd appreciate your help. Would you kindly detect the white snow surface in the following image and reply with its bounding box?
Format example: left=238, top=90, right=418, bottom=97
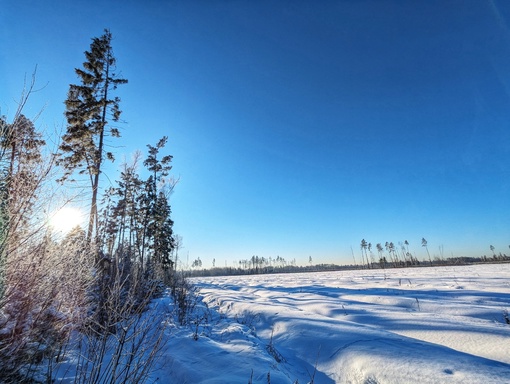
left=150, top=264, right=510, bottom=384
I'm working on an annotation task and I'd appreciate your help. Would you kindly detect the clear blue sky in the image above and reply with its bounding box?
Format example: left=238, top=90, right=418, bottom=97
left=2, top=1, right=510, bottom=266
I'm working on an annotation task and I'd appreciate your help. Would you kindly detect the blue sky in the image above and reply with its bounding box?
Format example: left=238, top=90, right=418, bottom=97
left=2, top=1, right=510, bottom=266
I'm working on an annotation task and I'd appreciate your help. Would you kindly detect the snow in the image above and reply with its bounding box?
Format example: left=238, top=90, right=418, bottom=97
left=47, top=264, right=510, bottom=383
left=150, top=264, right=510, bottom=383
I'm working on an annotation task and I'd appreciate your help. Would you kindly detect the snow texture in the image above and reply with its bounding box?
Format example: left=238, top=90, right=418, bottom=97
left=150, top=264, right=510, bottom=383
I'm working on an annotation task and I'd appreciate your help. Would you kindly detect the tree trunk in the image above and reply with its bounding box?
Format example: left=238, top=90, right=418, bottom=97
left=87, top=53, right=110, bottom=244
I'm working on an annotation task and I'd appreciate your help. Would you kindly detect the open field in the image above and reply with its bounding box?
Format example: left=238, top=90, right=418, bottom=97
left=156, top=264, right=510, bottom=383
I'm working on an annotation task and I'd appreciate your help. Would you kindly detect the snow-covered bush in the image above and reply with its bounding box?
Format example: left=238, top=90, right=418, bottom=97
left=48, top=276, right=169, bottom=384
left=0, top=221, right=94, bottom=382
left=170, top=272, right=200, bottom=326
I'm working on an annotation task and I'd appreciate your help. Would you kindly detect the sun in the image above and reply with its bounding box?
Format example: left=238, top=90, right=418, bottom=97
left=49, top=206, right=85, bottom=234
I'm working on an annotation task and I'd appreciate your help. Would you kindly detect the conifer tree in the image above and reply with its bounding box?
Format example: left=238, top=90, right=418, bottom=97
left=58, top=29, right=127, bottom=242
left=142, top=136, right=174, bottom=275
left=95, top=137, right=175, bottom=281
left=144, top=136, right=173, bottom=193
left=151, top=190, right=175, bottom=274
left=360, top=239, right=369, bottom=269
left=422, top=237, right=431, bottom=265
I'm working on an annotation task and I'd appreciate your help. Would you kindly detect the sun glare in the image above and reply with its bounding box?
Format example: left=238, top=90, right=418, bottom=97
left=49, top=207, right=85, bottom=234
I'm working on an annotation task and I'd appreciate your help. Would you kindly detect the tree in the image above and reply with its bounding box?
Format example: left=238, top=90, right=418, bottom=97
left=192, top=257, right=202, bottom=269
left=376, top=243, right=386, bottom=269
left=151, top=190, right=175, bottom=273
left=142, top=136, right=175, bottom=277
left=368, top=242, right=374, bottom=267
left=97, top=155, right=144, bottom=259
left=95, top=136, right=176, bottom=284
left=388, top=242, right=397, bottom=267
left=1, top=114, right=46, bottom=243
left=404, top=240, right=414, bottom=265
left=360, top=239, right=368, bottom=269
left=422, top=237, right=432, bottom=265
left=58, top=29, right=127, bottom=243
left=384, top=241, right=398, bottom=267
left=376, top=243, right=384, bottom=266
left=0, top=71, right=47, bottom=275
left=0, top=111, right=47, bottom=301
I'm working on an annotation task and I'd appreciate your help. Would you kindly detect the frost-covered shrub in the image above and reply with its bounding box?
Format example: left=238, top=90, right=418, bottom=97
left=0, top=224, right=96, bottom=382
left=170, top=272, right=199, bottom=326
left=49, top=277, right=168, bottom=384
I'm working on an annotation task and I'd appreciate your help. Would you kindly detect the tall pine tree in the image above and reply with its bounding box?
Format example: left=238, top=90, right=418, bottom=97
left=142, top=137, right=175, bottom=280
left=58, top=29, right=127, bottom=242
left=142, top=137, right=174, bottom=272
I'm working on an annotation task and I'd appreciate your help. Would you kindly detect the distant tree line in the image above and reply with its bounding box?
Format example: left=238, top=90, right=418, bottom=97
left=187, top=262, right=349, bottom=277
left=357, top=238, right=422, bottom=269
left=185, top=239, right=510, bottom=277
left=356, top=238, right=510, bottom=270
left=186, top=254, right=510, bottom=277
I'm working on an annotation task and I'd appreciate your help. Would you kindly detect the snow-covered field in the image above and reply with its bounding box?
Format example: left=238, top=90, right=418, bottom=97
left=153, top=264, right=510, bottom=384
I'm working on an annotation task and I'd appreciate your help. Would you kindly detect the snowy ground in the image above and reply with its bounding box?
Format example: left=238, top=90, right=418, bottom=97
left=151, top=264, right=510, bottom=384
